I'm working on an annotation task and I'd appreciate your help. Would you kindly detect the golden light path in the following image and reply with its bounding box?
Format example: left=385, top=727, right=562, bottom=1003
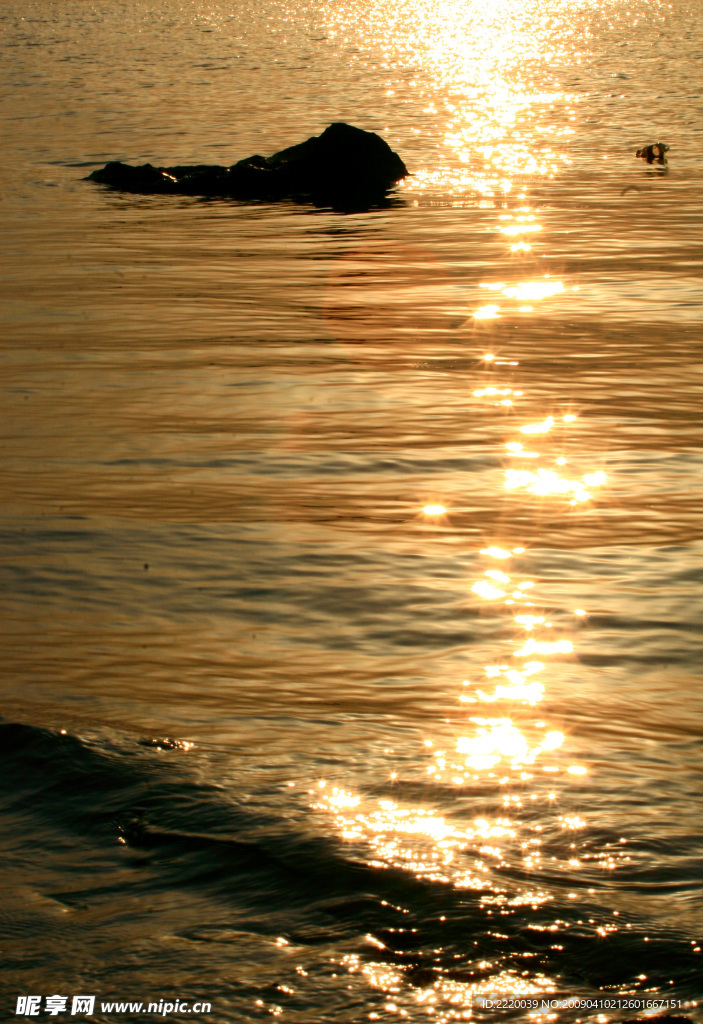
left=309, top=1, right=620, bottom=1016
left=324, top=0, right=583, bottom=198
left=311, top=340, right=613, bottom=1017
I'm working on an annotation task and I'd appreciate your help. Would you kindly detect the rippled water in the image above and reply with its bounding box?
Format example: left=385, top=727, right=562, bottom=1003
left=1, top=0, right=702, bottom=1021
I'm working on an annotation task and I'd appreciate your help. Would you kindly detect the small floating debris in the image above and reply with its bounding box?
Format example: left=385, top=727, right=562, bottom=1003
left=635, top=142, right=669, bottom=165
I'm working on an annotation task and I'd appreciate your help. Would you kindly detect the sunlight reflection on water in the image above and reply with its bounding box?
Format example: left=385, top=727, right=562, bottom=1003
left=314, top=335, right=622, bottom=1017
left=324, top=0, right=581, bottom=199
left=2, top=0, right=703, bottom=1018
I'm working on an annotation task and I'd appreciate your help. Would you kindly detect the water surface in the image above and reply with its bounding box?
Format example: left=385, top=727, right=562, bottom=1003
left=1, top=1, right=702, bottom=1021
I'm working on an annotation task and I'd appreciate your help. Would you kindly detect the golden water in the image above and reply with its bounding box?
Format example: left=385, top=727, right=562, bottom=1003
left=1, top=1, right=702, bottom=1020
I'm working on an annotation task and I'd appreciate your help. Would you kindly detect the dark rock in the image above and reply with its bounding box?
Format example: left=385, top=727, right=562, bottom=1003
left=87, top=122, right=408, bottom=210
left=636, top=142, right=669, bottom=165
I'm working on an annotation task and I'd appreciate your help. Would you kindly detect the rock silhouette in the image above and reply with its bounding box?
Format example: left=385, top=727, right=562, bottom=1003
left=87, top=122, right=408, bottom=210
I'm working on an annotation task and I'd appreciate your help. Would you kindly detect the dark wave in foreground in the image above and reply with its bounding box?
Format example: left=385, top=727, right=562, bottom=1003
left=2, top=720, right=699, bottom=991
left=3, top=716, right=701, bottom=1022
